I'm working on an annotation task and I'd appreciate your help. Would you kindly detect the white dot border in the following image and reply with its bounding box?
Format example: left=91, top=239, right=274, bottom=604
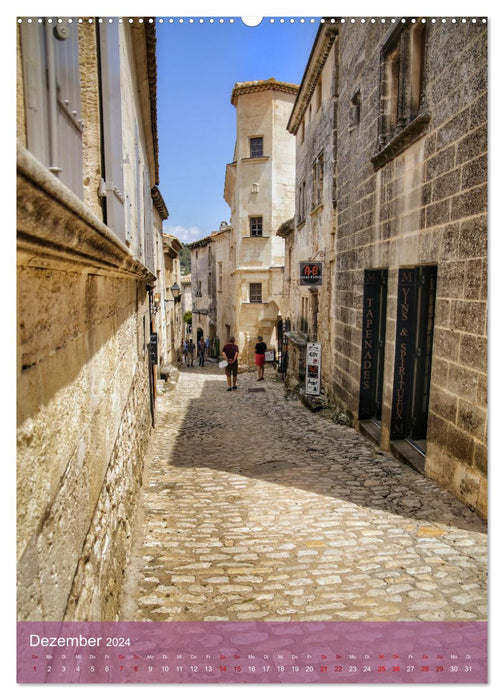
left=16, top=17, right=489, bottom=25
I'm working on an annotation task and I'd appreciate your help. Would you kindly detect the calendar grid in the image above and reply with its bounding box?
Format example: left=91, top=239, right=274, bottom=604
left=17, top=621, right=487, bottom=683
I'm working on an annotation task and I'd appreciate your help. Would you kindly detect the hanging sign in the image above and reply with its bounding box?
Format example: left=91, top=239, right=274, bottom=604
left=300, top=261, right=323, bottom=286
left=149, top=332, right=158, bottom=365
left=306, top=341, right=322, bottom=396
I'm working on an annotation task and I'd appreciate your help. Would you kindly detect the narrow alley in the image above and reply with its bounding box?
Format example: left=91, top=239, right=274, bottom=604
left=120, top=365, right=487, bottom=623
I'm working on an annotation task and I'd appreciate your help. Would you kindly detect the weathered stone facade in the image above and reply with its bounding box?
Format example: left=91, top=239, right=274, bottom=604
left=156, top=233, right=183, bottom=368
left=180, top=273, right=192, bottom=332
left=223, top=79, right=298, bottom=366
left=282, top=19, right=487, bottom=518
left=17, top=18, right=168, bottom=619
left=188, top=234, right=215, bottom=349
left=188, top=224, right=234, bottom=358
left=280, top=25, right=339, bottom=391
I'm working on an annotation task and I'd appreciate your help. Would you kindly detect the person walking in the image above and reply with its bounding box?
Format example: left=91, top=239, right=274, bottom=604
left=254, top=335, right=267, bottom=381
left=222, top=336, right=239, bottom=391
left=186, top=338, right=195, bottom=367
left=198, top=337, right=206, bottom=366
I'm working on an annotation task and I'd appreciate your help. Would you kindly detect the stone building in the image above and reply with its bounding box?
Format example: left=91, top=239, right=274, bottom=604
left=180, top=273, right=192, bottom=339
left=279, top=24, right=339, bottom=391
left=17, top=17, right=169, bottom=619
left=223, top=78, right=298, bottom=366
left=188, top=233, right=215, bottom=350
left=282, top=18, right=487, bottom=518
left=159, top=233, right=183, bottom=367
left=211, top=223, right=234, bottom=355
left=147, top=191, right=184, bottom=371
left=188, top=222, right=234, bottom=359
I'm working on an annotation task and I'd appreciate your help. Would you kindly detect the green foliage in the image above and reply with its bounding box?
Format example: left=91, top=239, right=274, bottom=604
left=179, top=244, right=191, bottom=275
left=183, top=310, right=192, bottom=324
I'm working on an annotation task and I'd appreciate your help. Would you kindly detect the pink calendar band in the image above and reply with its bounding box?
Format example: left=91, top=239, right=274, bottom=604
left=17, top=620, right=487, bottom=683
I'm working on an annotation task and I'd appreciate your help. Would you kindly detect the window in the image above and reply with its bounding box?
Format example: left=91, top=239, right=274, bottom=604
left=350, top=89, right=361, bottom=129
left=20, top=18, right=83, bottom=198
left=312, top=152, right=324, bottom=210
left=316, top=77, right=322, bottom=110
left=250, top=137, right=264, bottom=158
left=374, top=21, right=428, bottom=165
left=250, top=216, right=263, bottom=237
left=249, top=283, right=263, bottom=303
left=218, top=262, right=223, bottom=291
left=99, top=20, right=126, bottom=239
left=297, top=180, right=306, bottom=224
left=301, top=297, right=309, bottom=333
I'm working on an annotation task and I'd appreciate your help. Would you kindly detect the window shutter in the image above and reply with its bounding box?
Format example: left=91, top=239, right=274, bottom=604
left=52, top=19, right=83, bottom=197
left=99, top=21, right=125, bottom=240
left=20, top=18, right=83, bottom=198
left=144, top=174, right=155, bottom=274
left=20, top=21, right=50, bottom=166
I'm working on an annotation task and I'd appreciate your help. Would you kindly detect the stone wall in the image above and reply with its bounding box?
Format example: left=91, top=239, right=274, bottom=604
left=333, top=20, right=487, bottom=517
left=64, top=365, right=151, bottom=620
left=17, top=146, right=153, bottom=620
left=286, top=33, right=338, bottom=389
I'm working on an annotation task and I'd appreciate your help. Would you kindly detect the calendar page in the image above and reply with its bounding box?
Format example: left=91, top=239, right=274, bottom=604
left=15, top=2, right=489, bottom=687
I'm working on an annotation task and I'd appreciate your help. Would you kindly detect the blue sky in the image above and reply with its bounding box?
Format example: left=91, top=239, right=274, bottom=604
left=156, top=18, right=319, bottom=244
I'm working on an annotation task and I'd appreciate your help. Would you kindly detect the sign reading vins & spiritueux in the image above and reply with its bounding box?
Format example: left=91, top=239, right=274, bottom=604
left=390, top=269, right=417, bottom=439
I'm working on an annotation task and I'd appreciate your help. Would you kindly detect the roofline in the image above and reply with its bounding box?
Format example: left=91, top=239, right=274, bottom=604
left=151, top=185, right=169, bottom=220
left=187, top=235, right=213, bottom=250
left=287, top=21, right=339, bottom=135
left=231, top=78, right=298, bottom=106
left=144, top=20, right=160, bottom=185
left=276, top=217, right=295, bottom=238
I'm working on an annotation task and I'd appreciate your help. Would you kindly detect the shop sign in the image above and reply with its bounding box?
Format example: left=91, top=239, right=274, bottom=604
left=300, top=262, right=323, bottom=286
left=306, top=341, right=321, bottom=396
left=390, top=269, right=417, bottom=438
left=149, top=332, right=158, bottom=365
left=358, top=270, right=388, bottom=420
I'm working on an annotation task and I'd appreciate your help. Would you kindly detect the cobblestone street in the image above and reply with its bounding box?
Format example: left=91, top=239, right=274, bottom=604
left=120, top=364, right=487, bottom=623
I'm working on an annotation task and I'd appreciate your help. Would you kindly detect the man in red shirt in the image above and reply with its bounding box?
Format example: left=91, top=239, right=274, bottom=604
left=222, top=336, right=239, bottom=391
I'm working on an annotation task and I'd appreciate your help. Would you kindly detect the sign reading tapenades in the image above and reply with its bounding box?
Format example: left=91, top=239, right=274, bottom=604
left=300, top=261, right=323, bottom=286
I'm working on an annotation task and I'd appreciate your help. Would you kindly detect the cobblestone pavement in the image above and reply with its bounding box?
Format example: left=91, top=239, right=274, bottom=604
left=120, top=364, right=487, bottom=622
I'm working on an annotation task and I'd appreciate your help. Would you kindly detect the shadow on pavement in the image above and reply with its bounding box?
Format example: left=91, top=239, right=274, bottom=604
left=161, top=366, right=486, bottom=535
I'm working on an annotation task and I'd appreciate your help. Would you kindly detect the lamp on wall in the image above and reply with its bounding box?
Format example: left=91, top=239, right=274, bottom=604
left=153, top=292, right=161, bottom=307
left=165, top=283, right=181, bottom=302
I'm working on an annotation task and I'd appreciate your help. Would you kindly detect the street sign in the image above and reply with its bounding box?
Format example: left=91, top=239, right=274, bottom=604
left=306, top=341, right=321, bottom=395
left=300, top=261, right=323, bottom=286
